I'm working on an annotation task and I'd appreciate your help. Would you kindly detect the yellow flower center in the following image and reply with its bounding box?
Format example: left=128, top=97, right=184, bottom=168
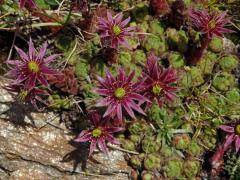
left=114, top=87, right=126, bottom=99
left=18, top=90, right=28, bottom=100
left=235, top=124, right=240, bottom=135
left=28, top=61, right=39, bottom=73
left=112, top=25, right=122, bottom=36
left=152, top=84, right=162, bottom=95
left=208, top=20, right=216, bottom=29
left=92, top=128, right=102, bottom=138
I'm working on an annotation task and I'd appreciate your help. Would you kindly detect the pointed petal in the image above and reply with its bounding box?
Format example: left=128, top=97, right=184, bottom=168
left=74, top=131, right=92, bottom=142
left=95, top=88, right=111, bottom=96
left=152, top=62, right=161, bottom=79
left=44, top=54, right=61, bottom=64
left=105, top=127, right=124, bottom=133
left=235, top=137, right=240, bottom=153
left=119, top=38, right=131, bottom=49
left=120, top=17, right=130, bottom=27
left=123, top=101, right=136, bottom=119
left=107, top=11, right=113, bottom=23
left=164, top=91, right=176, bottom=102
left=37, top=75, right=49, bottom=87
left=114, top=13, right=123, bottom=23
left=219, top=125, right=235, bottom=133
left=90, top=113, right=101, bottom=127
left=41, top=66, right=58, bottom=75
left=223, top=134, right=235, bottom=150
left=6, top=60, right=22, bottom=65
left=103, top=103, right=116, bottom=118
left=25, top=74, right=37, bottom=90
left=5, top=68, right=18, bottom=77
left=118, top=68, right=126, bottom=83
left=128, top=101, right=146, bottom=115
left=33, top=89, right=49, bottom=96
left=28, top=38, right=36, bottom=60
left=105, top=134, right=120, bottom=145
left=15, top=74, right=28, bottom=83
left=15, top=46, right=29, bottom=61
left=96, top=76, right=108, bottom=88
left=37, top=41, right=48, bottom=61
left=98, top=138, right=108, bottom=154
left=95, top=97, right=112, bottom=107
left=129, top=93, right=151, bottom=103
left=117, top=104, right=122, bottom=120
left=126, top=71, right=135, bottom=84
left=106, top=69, right=115, bottom=83
left=89, top=140, right=97, bottom=156
left=20, top=0, right=26, bottom=8
left=123, top=26, right=135, bottom=33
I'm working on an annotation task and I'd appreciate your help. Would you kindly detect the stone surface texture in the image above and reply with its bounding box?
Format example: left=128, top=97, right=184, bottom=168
left=0, top=83, right=130, bottom=180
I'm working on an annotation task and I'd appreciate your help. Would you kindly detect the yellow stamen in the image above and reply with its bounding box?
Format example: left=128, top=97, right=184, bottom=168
left=28, top=61, right=39, bottom=73
left=114, top=88, right=126, bottom=99
left=18, top=90, right=28, bottom=101
left=92, top=128, right=102, bottom=138
left=208, top=20, right=216, bottom=29
left=235, top=124, right=240, bottom=135
left=112, top=25, right=122, bottom=36
left=152, top=84, right=162, bottom=95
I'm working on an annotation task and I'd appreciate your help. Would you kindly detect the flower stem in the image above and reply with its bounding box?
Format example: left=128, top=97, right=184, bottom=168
left=0, top=22, right=62, bottom=31
left=187, top=36, right=211, bottom=65
left=210, top=143, right=225, bottom=176
left=107, top=143, right=139, bottom=155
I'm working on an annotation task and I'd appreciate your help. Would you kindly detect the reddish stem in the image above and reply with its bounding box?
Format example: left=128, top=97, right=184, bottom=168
left=210, top=144, right=225, bottom=176
left=187, top=35, right=211, bottom=65
left=210, top=136, right=233, bottom=177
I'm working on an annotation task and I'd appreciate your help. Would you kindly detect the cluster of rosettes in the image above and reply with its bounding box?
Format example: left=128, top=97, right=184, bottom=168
left=95, top=11, right=178, bottom=121
left=47, top=67, right=79, bottom=95
left=74, top=12, right=179, bottom=156
left=5, top=38, right=60, bottom=110
left=76, top=52, right=179, bottom=156
left=95, top=52, right=178, bottom=123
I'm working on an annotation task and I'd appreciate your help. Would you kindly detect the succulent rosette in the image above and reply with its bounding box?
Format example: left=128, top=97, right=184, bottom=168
left=74, top=112, right=124, bottom=155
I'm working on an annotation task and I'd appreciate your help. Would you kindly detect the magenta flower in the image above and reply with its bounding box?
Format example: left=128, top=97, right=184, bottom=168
left=95, top=69, right=149, bottom=120
left=19, top=0, right=36, bottom=9
left=6, top=38, right=60, bottom=90
left=189, top=9, right=233, bottom=39
left=141, top=52, right=178, bottom=106
left=4, top=84, right=49, bottom=111
left=219, top=124, right=240, bottom=153
left=97, top=11, right=135, bottom=49
left=74, top=112, right=124, bottom=155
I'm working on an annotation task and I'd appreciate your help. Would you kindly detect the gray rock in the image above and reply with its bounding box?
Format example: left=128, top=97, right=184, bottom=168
left=0, top=85, right=130, bottom=179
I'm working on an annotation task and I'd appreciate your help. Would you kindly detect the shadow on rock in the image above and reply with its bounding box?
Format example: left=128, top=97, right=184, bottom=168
left=61, top=140, right=89, bottom=173
left=0, top=101, right=38, bottom=128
